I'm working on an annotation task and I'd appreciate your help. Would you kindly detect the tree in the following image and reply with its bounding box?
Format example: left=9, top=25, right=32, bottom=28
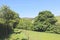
left=34, top=11, right=57, bottom=32
left=0, top=5, right=20, bottom=38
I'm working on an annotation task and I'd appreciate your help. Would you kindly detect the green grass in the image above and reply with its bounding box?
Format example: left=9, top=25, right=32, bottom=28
left=8, top=29, right=28, bottom=40
left=8, top=29, right=60, bottom=40
left=56, top=16, right=60, bottom=23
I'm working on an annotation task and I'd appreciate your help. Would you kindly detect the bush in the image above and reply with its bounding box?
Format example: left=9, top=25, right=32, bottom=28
left=17, top=18, right=34, bottom=30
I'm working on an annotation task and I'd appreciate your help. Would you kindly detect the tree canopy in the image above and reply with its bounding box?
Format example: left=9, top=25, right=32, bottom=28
left=0, top=5, right=20, bottom=38
left=34, top=11, right=57, bottom=32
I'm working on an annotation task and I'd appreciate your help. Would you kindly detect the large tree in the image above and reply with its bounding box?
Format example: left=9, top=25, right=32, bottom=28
left=34, top=11, right=57, bottom=32
left=0, top=5, right=20, bottom=38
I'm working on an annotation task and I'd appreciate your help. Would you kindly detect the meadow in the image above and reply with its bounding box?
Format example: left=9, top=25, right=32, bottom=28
left=8, top=29, right=60, bottom=40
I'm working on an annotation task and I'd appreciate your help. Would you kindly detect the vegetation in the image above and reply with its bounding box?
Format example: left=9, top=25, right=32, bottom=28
left=17, top=18, right=34, bottom=30
left=0, top=5, right=20, bottom=39
left=33, top=11, right=57, bottom=32
left=8, top=29, right=60, bottom=40
left=0, top=5, right=60, bottom=40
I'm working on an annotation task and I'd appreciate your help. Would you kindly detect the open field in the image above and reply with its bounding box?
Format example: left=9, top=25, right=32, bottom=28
left=9, top=29, right=60, bottom=40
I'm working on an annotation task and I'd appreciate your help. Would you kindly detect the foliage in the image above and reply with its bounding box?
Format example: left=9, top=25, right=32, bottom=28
left=0, top=5, right=20, bottom=38
left=17, top=18, right=33, bottom=30
left=0, top=5, right=60, bottom=40
left=53, top=23, right=60, bottom=34
left=34, top=11, right=57, bottom=32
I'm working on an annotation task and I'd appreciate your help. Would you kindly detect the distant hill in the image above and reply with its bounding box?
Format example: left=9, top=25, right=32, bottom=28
left=21, top=16, right=60, bottom=24
left=21, top=17, right=34, bottom=22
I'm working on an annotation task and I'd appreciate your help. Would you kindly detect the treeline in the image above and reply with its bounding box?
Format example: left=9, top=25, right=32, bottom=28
left=0, top=5, right=60, bottom=39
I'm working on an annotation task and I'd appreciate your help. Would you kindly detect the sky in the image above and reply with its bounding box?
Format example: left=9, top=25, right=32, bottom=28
left=0, top=0, right=60, bottom=18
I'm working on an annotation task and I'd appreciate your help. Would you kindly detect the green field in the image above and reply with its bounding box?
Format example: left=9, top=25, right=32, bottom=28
left=56, top=16, right=60, bottom=23
left=8, top=29, right=60, bottom=40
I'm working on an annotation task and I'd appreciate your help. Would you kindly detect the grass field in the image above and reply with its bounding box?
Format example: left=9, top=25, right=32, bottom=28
left=8, top=29, right=60, bottom=40
left=56, top=16, right=60, bottom=23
